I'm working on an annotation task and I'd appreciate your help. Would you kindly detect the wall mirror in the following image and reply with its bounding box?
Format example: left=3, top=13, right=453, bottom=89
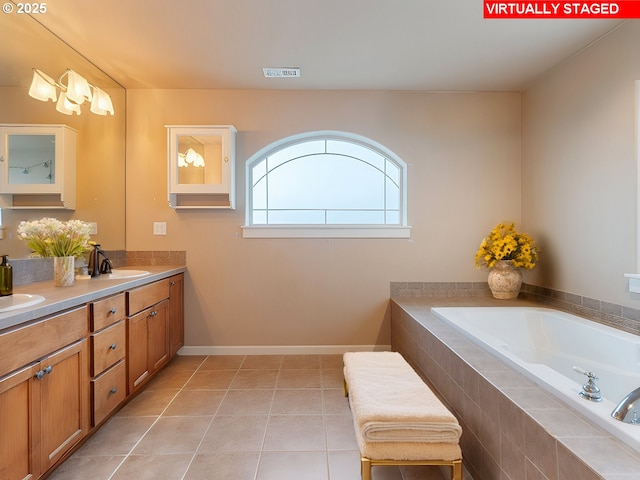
left=0, top=11, right=126, bottom=258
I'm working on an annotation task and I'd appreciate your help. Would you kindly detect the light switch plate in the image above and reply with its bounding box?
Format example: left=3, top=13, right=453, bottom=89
left=88, top=222, right=98, bottom=235
left=153, top=222, right=167, bottom=235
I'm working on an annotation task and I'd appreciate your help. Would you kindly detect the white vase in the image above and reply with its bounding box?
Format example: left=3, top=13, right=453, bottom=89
left=487, top=260, right=522, bottom=299
left=54, top=256, right=75, bottom=287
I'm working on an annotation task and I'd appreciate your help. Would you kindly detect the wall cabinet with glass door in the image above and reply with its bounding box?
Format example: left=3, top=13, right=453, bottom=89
left=0, top=124, right=76, bottom=209
left=167, top=125, right=236, bottom=209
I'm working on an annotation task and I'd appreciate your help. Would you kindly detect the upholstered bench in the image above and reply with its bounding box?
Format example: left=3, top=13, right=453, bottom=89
left=343, top=351, right=462, bottom=480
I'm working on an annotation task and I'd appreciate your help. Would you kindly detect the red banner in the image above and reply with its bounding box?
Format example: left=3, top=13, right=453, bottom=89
left=484, top=1, right=640, bottom=18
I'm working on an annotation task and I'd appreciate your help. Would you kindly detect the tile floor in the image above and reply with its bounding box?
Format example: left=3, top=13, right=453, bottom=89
left=48, top=354, right=458, bottom=480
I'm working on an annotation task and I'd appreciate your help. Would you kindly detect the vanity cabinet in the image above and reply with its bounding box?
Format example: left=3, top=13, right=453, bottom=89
left=0, top=124, right=77, bottom=209
left=167, top=125, right=236, bottom=209
left=0, top=270, right=184, bottom=480
left=0, top=306, right=89, bottom=480
left=126, top=280, right=170, bottom=393
left=89, top=293, right=126, bottom=426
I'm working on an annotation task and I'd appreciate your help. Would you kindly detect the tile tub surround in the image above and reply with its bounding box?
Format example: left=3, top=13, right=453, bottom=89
left=390, top=282, right=640, bottom=338
left=391, top=297, right=640, bottom=480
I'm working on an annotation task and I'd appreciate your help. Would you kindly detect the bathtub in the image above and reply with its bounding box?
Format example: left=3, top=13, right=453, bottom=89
left=431, top=306, right=640, bottom=452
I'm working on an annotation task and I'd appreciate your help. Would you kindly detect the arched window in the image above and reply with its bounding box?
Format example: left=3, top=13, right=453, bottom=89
left=243, top=131, right=410, bottom=238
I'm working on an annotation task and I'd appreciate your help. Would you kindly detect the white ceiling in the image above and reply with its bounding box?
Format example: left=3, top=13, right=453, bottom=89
left=19, top=1, right=626, bottom=91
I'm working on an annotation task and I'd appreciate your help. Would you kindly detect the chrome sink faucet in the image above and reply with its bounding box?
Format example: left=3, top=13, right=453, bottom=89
left=88, top=243, right=112, bottom=277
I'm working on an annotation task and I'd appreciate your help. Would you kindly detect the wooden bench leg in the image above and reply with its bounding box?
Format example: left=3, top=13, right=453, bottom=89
left=361, top=456, right=372, bottom=480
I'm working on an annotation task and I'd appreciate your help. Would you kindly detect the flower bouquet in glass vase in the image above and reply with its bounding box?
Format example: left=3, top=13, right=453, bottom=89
left=474, top=222, right=539, bottom=299
left=17, top=218, right=92, bottom=286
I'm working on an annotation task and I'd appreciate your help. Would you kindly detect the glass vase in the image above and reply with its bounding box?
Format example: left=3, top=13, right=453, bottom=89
left=54, top=256, right=75, bottom=287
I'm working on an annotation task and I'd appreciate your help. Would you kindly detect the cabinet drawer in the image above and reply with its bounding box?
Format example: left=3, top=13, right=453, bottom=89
left=91, top=293, right=125, bottom=332
left=127, top=280, right=169, bottom=316
left=0, top=306, right=87, bottom=378
left=91, top=359, right=126, bottom=426
left=91, top=320, right=125, bottom=376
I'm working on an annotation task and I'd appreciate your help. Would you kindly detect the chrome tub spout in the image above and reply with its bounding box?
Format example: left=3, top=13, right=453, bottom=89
left=612, top=386, right=640, bottom=424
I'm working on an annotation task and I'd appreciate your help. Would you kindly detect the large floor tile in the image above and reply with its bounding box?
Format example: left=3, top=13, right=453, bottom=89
left=271, top=389, right=323, bottom=414
left=132, top=416, right=210, bottom=455
left=110, top=453, right=193, bottom=480
left=162, top=389, right=226, bottom=416
left=184, top=452, right=260, bottom=480
left=74, top=416, right=156, bottom=456
left=199, top=415, right=269, bottom=452
left=184, top=369, right=238, bottom=390
left=116, top=388, right=179, bottom=417
left=217, top=389, right=275, bottom=415
left=256, top=451, right=328, bottom=480
left=263, top=414, right=326, bottom=451
left=230, top=369, right=279, bottom=389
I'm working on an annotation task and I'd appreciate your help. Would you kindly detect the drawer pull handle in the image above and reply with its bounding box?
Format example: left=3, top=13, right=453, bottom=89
left=110, top=308, right=117, bottom=314
left=109, top=387, right=118, bottom=394
left=149, top=310, right=158, bottom=317
left=110, top=343, right=117, bottom=350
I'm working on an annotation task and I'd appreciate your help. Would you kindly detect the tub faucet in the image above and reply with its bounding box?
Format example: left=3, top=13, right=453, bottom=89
left=612, top=386, right=640, bottom=424
left=88, top=243, right=112, bottom=277
left=573, top=366, right=602, bottom=402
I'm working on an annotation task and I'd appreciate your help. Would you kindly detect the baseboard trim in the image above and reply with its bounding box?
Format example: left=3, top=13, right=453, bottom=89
left=177, top=345, right=391, bottom=356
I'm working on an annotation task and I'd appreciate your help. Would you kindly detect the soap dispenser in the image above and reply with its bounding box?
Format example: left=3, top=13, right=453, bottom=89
left=0, top=255, right=12, bottom=296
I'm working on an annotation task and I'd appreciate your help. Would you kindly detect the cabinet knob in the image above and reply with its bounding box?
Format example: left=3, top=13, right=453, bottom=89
left=170, top=281, right=176, bottom=286
left=110, top=343, right=117, bottom=350
left=34, top=365, right=53, bottom=379
left=110, top=308, right=117, bottom=314
left=109, top=387, right=118, bottom=395
left=149, top=310, right=157, bottom=317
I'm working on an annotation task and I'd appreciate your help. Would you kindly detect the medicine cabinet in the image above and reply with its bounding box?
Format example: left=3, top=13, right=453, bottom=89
left=0, top=124, right=76, bottom=209
left=166, top=125, right=236, bottom=209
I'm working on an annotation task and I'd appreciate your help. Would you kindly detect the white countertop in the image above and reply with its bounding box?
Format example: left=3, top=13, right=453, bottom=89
left=0, top=265, right=186, bottom=331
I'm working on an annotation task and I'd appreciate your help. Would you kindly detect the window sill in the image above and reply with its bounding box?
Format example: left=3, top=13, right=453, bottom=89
left=241, top=225, right=412, bottom=239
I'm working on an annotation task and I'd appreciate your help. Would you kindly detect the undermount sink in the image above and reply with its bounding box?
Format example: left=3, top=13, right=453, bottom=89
left=107, top=269, right=151, bottom=279
left=0, top=293, right=45, bottom=313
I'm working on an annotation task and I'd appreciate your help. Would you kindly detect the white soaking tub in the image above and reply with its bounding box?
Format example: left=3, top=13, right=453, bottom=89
left=431, top=306, right=640, bottom=452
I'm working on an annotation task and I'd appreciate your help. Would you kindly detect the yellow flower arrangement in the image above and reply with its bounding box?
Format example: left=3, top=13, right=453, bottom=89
left=474, top=222, right=538, bottom=269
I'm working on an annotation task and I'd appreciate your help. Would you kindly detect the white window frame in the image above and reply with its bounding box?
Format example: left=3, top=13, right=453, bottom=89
left=242, top=130, right=410, bottom=239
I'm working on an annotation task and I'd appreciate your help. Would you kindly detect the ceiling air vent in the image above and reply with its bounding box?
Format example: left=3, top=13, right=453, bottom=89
left=263, top=67, right=300, bottom=78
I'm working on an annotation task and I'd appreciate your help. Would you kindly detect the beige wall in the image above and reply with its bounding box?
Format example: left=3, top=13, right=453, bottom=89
left=522, top=22, right=640, bottom=306
left=126, top=89, right=521, bottom=349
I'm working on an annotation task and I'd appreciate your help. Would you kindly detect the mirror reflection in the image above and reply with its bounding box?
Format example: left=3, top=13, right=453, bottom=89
left=7, top=134, right=56, bottom=185
left=0, top=11, right=126, bottom=258
left=177, top=135, right=223, bottom=186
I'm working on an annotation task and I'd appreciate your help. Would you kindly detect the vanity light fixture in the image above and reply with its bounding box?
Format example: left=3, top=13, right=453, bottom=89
left=28, top=68, right=114, bottom=116
left=178, top=148, right=205, bottom=168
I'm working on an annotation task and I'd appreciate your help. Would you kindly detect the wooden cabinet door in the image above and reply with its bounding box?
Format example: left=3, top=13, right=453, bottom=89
left=148, top=300, right=169, bottom=372
left=39, top=339, right=89, bottom=472
left=168, top=274, right=184, bottom=358
left=0, top=363, right=39, bottom=480
left=127, top=310, right=149, bottom=393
